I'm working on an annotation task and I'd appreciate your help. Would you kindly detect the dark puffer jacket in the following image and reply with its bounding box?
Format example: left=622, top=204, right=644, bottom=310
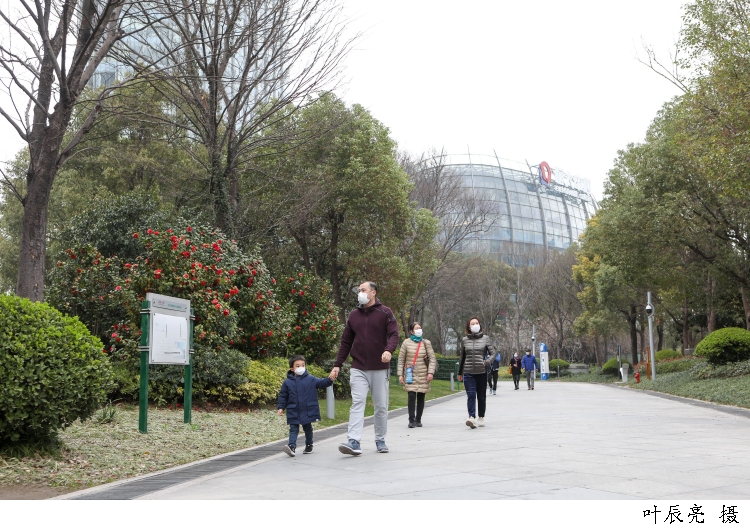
left=277, top=370, right=334, bottom=425
left=458, top=332, right=497, bottom=375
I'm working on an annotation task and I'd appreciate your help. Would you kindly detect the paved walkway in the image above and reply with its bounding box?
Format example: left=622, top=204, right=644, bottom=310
left=67, top=381, right=750, bottom=500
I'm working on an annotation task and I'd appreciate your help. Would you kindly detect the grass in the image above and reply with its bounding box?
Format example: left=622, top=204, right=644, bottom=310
left=626, top=371, right=750, bottom=408
left=0, top=377, right=460, bottom=494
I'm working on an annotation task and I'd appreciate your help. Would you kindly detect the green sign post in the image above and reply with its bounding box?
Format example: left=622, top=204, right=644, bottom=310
left=138, top=294, right=194, bottom=434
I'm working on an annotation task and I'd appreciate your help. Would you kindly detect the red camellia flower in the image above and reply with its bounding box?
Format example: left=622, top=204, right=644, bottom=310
left=229, top=270, right=236, bottom=275
left=70, top=254, right=76, bottom=260
left=216, top=268, right=223, bottom=275
left=171, top=235, right=178, bottom=243
left=154, top=269, right=162, bottom=279
left=310, top=325, right=316, bottom=331
left=295, top=325, right=301, bottom=331
left=111, top=332, right=118, bottom=338
left=211, top=298, right=218, bottom=304
left=311, top=303, right=316, bottom=308
left=302, top=310, right=307, bottom=316
left=115, top=286, right=122, bottom=291
left=94, top=259, right=99, bottom=265
left=291, top=289, right=296, bottom=295
left=299, top=291, right=305, bottom=296
left=251, top=336, right=257, bottom=341
left=183, top=273, right=189, bottom=279
left=124, top=263, right=131, bottom=268
left=272, top=278, right=276, bottom=285
left=133, top=233, right=139, bottom=239
left=251, top=269, right=257, bottom=276
left=223, top=293, right=230, bottom=300
left=223, top=309, right=230, bottom=316
left=57, top=261, right=62, bottom=267
left=187, top=226, right=193, bottom=232
left=182, top=251, right=190, bottom=259
left=267, top=331, right=273, bottom=336
left=287, top=332, right=292, bottom=338
left=147, top=229, right=153, bottom=235
left=299, top=273, right=303, bottom=277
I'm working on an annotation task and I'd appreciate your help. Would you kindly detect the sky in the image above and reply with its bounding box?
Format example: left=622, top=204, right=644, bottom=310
left=0, top=1, right=687, bottom=201
left=335, top=0, right=687, bottom=199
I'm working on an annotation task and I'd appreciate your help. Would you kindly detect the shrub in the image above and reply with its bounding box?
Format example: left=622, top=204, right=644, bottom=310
left=548, top=359, right=570, bottom=371
left=656, top=349, right=682, bottom=361
left=601, top=357, right=623, bottom=376
left=656, top=357, right=698, bottom=374
left=0, top=295, right=112, bottom=443
left=689, top=359, right=750, bottom=380
left=694, top=327, right=750, bottom=365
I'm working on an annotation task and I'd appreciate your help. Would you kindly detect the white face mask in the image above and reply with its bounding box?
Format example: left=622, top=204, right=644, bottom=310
left=470, top=324, right=480, bottom=334
left=294, top=366, right=305, bottom=376
left=514, top=354, right=518, bottom=358
left=413, top=329, right=423, bottom=338
left=357, top=291, right=370, bottom=305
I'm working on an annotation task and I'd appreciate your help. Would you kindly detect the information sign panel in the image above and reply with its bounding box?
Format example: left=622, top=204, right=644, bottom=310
left=146, top=293, right=191, bottom=365
left=539, top=342, right=550, bottom=381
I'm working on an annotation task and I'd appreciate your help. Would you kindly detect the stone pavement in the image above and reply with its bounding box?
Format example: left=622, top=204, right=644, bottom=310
left=65, top=381, right=750, bottom=500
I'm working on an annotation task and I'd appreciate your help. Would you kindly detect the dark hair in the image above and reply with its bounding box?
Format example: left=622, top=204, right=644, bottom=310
left=408, top=322, right=421, bottom=333
left=465, top=317, right=481, bottom=335
left=367, top=281, right=377, bottom=293
left=289, top=355, right=306, bottom=368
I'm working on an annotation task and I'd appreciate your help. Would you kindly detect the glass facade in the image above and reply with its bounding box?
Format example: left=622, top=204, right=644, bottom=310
left=447, top=153, right=597, bottom=265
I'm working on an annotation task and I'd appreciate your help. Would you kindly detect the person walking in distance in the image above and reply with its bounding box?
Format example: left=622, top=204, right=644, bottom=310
left=509, top=352, right=522, bottom=390
left=522, top=348, right=540, bottom=390
left=330, top=281, right=399, bottom=455
left=397, top=322, right=437, bottom=428
left=457, top=317, right=496, bottom=428
left=488, top=350, right=501, bottom=395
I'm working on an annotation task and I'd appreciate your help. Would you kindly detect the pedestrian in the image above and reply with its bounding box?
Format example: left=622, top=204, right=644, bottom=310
left=522, top=348, right=540, bottom=390
left=509, top=351, right=522, bottom=390
left=277, top=355, right=335, bottom=457
left=330, top=281, right=399, bottom=456
left=397, top=322, right=437, bottom=428
left=487, top=350, right=501, bottom=395
left=457, top=317, right=496, bottom=429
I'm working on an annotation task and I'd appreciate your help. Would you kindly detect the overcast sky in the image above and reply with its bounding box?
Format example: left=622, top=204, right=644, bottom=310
left=0, top=1, right=686, bottom=200
left=337, top=0, right=687, bottom=199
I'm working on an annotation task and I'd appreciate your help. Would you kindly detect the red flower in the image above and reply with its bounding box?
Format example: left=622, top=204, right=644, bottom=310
left=115, top=286, right=122, bottom=291
left=229, top=270, right=236, bottom=275
left=93, top=259, right=99, bottom=265
left=311, top=303, right=316, bottom=308
left=302, top=311, right=308, bottom=316
left=147, top=229, right=153, bottom=234
left=224, top=293, right=230, bottom=300
left=267, top=331, right=273, bottom=337
left=182, top=251, right=191, bottom=259
left=287, top=332, right=292, bottom=338
left=187, top=226, right=193, bottom=232
left=251, top=336, right=257, bottom=341
left=272, top=278, right=276, bottom=285
left=223, top=309, right=230, bottom=316
left=70, top=254, right=76, bottom=260
left=184, top=239, right=190, bottom=246
left=216, top=269, right=223, bottom=275
left=212, top=299, right=218, bottom=304
left=111, top=332, right=118, bottom=338
left=133, top=233, right=139, bottom=239
left=295, top=325, right=301, bottom=331
left=124, top=263, right=132, bottom=269
left=251, top=269, right=257, bottom=276
left=310, top=325, right=316, bottom=331
left=299, top=272, right=303, bottom=277
left=291, top=289, right=297, bottom=295
left=57, top=261, right=62, bottom=267
left=201, top=280, right=207, bottom=286
left=171, top=235, right=178, bottom=243
left=154, top=269, right=162, bottom=279
left=299, top=291, right=305, bottom=296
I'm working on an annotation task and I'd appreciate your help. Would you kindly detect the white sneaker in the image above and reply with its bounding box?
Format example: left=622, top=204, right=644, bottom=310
left=477, top=417, right=485, bottom=427
left=465, top=417, right=477, bottom=429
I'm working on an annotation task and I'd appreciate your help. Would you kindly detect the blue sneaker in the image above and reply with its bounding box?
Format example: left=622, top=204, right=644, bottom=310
left=338, top=439, right=362, bottom=456
left=375, top=441, right=389, bottom=453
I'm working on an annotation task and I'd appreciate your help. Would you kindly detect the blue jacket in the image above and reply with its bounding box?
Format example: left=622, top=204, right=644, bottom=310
left=277, top=370, right=334, bottom=425
left=521, top=354, right=539, bottom=371
left=490, top=353, right=501, bottom=371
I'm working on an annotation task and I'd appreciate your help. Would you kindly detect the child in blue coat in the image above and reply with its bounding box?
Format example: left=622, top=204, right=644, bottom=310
left=277, top=355, right=335, bottom=457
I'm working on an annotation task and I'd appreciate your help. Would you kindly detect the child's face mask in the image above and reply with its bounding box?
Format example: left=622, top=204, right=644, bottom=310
left=294, top=366, right=305, bottom=376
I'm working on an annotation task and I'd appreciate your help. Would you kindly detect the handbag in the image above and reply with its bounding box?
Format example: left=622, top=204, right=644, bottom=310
left=405, top=341, right=422, bottom=384
left=507, top=366, right=512, bottom=375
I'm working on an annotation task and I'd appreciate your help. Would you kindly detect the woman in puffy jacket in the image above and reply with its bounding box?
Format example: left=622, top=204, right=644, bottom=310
left=458, top=316, right=497, bottom=429
left=398, top=322, right=437, bottom=428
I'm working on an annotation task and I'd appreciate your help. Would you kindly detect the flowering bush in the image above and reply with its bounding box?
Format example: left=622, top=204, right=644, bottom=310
left=276, top=270, right=343, bottom=365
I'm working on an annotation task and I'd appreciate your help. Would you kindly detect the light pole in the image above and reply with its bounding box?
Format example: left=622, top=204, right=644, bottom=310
left=646, top=292, right=656, bottom=381
left=531, top=324, right=536, bottom=381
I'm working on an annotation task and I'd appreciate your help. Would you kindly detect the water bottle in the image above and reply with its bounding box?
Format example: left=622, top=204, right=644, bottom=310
left=405, top=366, right=413, bottom=384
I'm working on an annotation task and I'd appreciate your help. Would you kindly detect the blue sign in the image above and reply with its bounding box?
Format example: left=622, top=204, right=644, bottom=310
left=539, top=342, right=548, bottom=353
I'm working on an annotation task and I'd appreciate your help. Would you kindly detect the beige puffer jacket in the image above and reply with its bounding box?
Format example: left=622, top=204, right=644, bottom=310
left=397, top=338, right=437, bottom=393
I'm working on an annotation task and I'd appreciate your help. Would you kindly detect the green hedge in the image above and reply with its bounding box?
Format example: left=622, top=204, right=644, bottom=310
left=695, top=327, right=750, bottom=365
left=656, top=349, right=682, bottom=361
left=601, top=357, right=622, bottom=376
left=0, top=295, right=112, bottom=443
left=549, top=359, right=570, bottom=371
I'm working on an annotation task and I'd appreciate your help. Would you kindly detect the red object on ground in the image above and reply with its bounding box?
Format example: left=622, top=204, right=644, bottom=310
left=634, top=372, right=641, bottom=383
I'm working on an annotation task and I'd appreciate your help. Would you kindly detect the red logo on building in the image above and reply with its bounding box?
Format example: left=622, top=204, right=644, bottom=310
left=538, top=161, right=552, bottom=186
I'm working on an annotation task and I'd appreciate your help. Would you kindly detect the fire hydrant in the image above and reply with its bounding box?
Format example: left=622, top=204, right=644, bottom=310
left=634, top=371, right=641, bottom=383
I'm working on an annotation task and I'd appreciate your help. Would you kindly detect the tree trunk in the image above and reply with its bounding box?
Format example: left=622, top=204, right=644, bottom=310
left=657, top=322, right=663, bottom=352
left=683, top=297, right=690, bottom=353
left=594, top=335, right=602, bottom=369
left=629, top=305, right=638, bottom=366
left=707, top=273, right=717, bottom=333
left=328, top=210, right=345, bottom=321
left=742, top=285, right=750, bottom=331
left=16, top=162, right=56, bottom=301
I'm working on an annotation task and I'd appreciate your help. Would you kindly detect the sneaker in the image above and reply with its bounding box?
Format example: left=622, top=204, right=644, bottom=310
left=283, top=445, right=296, bottom=457
left=338, top=439, right=362, bottom=456
left=466, top=417, right=477, bottom=429
left=408, top=421, right=416, bottom=428
left=415, top=421, right=422, bottom=427
left=375, top=441, right=389, bottom=453
left=477, top=417, right=485, bottom=427
left=302, top=445, right=313, bottom=454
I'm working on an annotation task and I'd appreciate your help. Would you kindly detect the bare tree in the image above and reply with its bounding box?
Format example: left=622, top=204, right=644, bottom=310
left=0, top=0, right=163, bottom=301
left=119, top=0, right=354, bottom=235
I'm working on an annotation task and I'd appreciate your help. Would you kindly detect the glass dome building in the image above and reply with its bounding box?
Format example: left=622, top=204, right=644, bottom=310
left=445, top=152, right=598, bottom=264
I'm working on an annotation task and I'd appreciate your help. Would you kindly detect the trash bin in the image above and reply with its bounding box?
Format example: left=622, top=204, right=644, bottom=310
left=620, top=363, right=629, bottom=382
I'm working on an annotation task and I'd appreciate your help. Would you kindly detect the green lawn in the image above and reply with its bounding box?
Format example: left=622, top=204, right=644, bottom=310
left=316, top=378, right=459, bottom=428
left=626, top=371, right=750, bottom=408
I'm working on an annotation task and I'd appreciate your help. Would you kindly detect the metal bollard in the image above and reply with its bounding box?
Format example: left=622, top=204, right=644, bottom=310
left=326, top=385, right=335, bottom=419
left=450, top=372, right=454, bottom=392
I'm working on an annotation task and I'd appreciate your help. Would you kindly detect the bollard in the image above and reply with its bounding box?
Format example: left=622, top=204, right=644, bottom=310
left=621, top=363, right=629, bottom=383
left=450, top=372, right=455, bottom=392
left=326, top=385, right=335, bottom=419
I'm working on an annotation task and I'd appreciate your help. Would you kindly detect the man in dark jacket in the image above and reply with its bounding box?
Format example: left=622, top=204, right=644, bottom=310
left=509, top=352, right=522, bottom=390
left=521, top=348, right=540, bottom=390
left=330, top=281, right=399, bottom=456
left=278, top=355, right=335, bottom=457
